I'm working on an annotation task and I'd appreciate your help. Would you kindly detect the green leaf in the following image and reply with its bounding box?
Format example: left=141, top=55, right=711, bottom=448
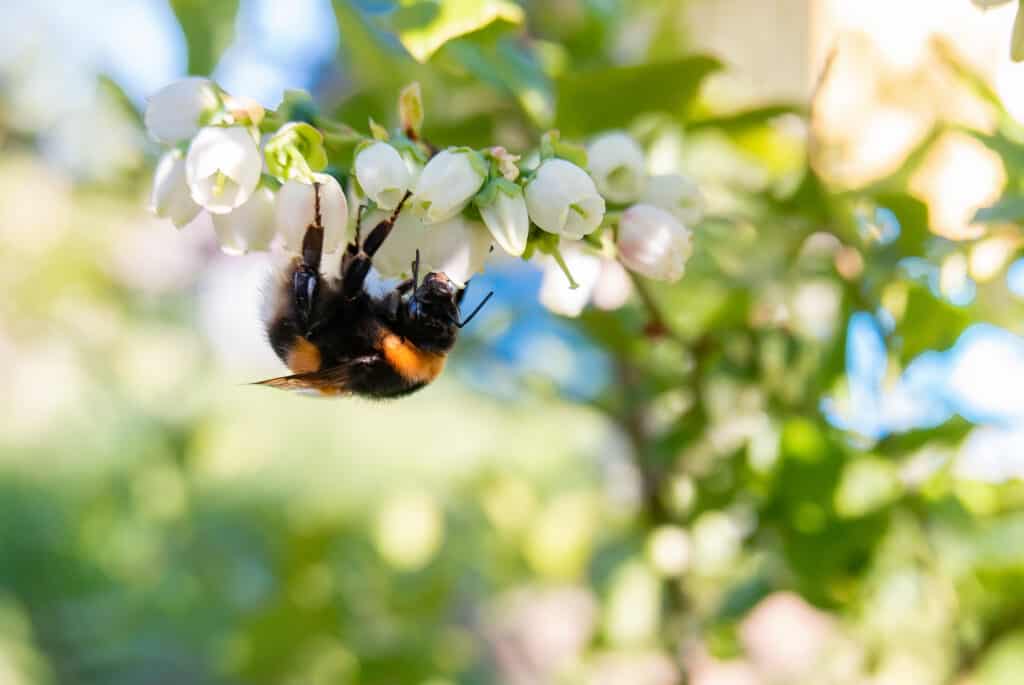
left=97, top=75, right=143, bottom=128
left=554, top=56, right=721, bottom=137
left=332, top=1, right=411, bottom=90
left=391, top=0, right=524, bottom=63
left=961, top=127, right=1024, bottom=177
left=687, top=103, right=806, bottom=136
left=898, top=286, right=971, bottom=362
left=977, top=631, right=1024, bottom=685
left=974, top=195, right=1024, bottom=224
left=169, top=0, right=239, bottom=75
left=440, top=36, right=554, bottom=128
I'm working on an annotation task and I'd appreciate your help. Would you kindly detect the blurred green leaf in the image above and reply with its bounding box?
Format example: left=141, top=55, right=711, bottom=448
left=440, top=36, right=554, bottom=127
left=977, top=631, right=1024, bottom=685
left=391, top=0, right=524, bottom=62
left=687, top=104, right=805, bottom=136
left=974, top=195, right=1024, bottom=224
left=170, top=0, right=239, bottom=75
left=554, top=56, right=721, bottom=137
left=898, top=286, right=972, bottom=362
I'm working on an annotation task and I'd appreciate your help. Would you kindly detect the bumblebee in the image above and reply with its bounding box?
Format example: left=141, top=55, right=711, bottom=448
left=258, top=184, right=492, bottom=398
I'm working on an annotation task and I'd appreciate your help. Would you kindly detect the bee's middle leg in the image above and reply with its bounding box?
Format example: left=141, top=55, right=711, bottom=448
left=340, top=191, right=412, bottom=296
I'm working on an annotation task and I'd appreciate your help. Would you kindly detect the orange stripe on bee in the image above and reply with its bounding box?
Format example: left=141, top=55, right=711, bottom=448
left=285, top=337, right=322, bottom=374
left=380, top=333, right=446, bottom=384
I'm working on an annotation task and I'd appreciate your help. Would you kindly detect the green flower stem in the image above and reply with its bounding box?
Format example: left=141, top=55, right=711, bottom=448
left=627, top=271, right=685, bottom=344
left=550, top=246, right=580, bottom=289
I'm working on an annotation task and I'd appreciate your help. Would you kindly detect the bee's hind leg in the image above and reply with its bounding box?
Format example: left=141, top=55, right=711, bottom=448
left=281, top=182, right=332, bottom=333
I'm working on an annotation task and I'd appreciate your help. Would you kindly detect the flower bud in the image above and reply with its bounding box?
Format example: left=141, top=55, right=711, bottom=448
left=150, top=150, right=201, bottom=228
left=479, top=184, right=529, bottom=256
left=587, top=131, right=646, bottom=203
left=144, top=78, right=220, bottom=144
left=223, top=94, right=265, bottom=126
left=185, top=126, right=263, bottom=215
left=525, top=159, right=606, bottom=239
left=276, top=173, right=350, bottom=254
left=212, top=186, right=276, bottom=255
left=539, top=242, right=602, bottom=317
left=641, top=174, right=705, bottom=225
left=410, top=148, right=487, bottom=223
left=617, top=204, right=693, bottom=282
left=355, top=142, right=413, bottom=210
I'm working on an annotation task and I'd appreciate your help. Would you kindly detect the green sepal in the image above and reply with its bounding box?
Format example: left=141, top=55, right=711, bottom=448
left=449, top=146, right=489, bottom=177
left=389, top=133, right=429, bottom=165
left=474, top=177, right=522, bottom=209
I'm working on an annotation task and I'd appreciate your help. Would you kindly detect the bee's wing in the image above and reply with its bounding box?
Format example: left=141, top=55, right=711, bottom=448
left=252, top=361, right=362, bottom=396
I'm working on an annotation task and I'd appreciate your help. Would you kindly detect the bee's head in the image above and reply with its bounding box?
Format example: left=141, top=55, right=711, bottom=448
left=416, top=272, right=458, bottom=304
left=403, top=272, right=460, bottom=352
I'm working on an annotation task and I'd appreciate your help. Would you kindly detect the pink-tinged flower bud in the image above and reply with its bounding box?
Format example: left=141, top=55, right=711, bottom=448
left=479, top=186, right=529, bottom=256
left=587, top=131, right=646, bottom=203
left=525, top=159, right=605, bottom=239
left=410, top=148, right=487, bottom=223
left=150, top=150, right=201, bottom=228
left=275, top=174, right=350, bottom=254
left=355, top=142, right=413, bottom=210
left=144, top=78, right=219, bottom=144
left=617, top=204, right=693, bottom=282
left=185, top=126, right=262, bottom=215
left=212, top=186, right=275, bottom=255
left=641, top=174, right=705, bottom=226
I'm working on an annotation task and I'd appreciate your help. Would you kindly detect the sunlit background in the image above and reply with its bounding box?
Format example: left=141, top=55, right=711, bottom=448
left=6, top=1, right=1024, bottom=684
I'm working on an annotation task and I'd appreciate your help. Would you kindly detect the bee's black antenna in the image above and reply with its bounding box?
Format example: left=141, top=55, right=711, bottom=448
left=454, top=290, right=494, bottom=328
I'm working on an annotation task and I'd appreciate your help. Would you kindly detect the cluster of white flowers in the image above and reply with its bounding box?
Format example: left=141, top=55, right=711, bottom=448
left=146, top=80, right=702, bottom=316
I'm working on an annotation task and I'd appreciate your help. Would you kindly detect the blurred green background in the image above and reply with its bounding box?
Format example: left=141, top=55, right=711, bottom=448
left=7, top=1, right=1024, bottom=683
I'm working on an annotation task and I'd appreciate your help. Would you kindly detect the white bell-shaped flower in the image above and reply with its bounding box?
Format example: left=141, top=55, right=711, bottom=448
left=525, top=159, right=606, bottom=239
left=427, top=217, right=493, bottom=288
left=275, top=173, right=350, bottom=254
left=185, top=126, right=263, bottom=215
left=479, top=186, right=529, bottom=256
left=144, top=77, right=220, bottom=144
left=372, top=212, right=491, bottom=288
left=641, top=174, right=705, bottom=225
left=592, top=259, right=634, bottom=311
left=364, top=209, right=424, bottom=280
left=617, top=204, right=693, bottom=282
left=354, top=141, right=413, bottom=210
left=150, top=150, right=201, bottom=227
left=538, top=242, right=603, bottom=317
left=212, top=186, right=276, bottom=255
left=587, top=131, right=646, bottom=203
left=409, top=148, right=487, bottom=223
